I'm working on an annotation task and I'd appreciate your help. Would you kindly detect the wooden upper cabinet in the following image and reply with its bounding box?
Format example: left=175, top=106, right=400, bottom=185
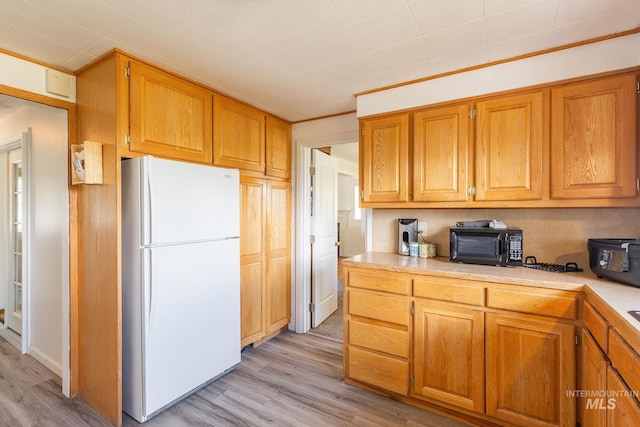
left=360, top=114, right=409, bottom=203
left=475, top=90, right=546, bottom=202
left=128, top=60, right=213, bottom=163
left=551, top=73, right=638, bottom=200
left=266, top=115, right=291, bottom=179
left=214, top=96, right=266, bottom=172
left=413, top=103, right=471, bottom=202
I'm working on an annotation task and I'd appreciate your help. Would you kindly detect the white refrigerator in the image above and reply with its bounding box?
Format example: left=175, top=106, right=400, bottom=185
left=121, top=156, right=241, bottom=422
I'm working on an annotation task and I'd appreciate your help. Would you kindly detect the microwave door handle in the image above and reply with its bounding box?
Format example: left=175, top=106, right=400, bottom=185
left=497, top=233, right=506, bottom=261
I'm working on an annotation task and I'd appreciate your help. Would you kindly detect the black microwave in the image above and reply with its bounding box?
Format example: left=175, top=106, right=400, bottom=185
left=450, top=227, right=523, bottom=267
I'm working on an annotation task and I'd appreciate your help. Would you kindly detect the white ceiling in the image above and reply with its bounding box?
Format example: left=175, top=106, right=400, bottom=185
left=1, top=0, right=640, bottom=122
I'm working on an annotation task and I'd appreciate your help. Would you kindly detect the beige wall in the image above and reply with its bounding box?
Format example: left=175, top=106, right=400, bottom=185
left=372, top=208, right=640, bottom=269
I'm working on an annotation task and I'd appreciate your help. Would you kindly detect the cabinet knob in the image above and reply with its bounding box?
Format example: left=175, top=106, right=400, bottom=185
left=467, top=186, right=476, bottom=196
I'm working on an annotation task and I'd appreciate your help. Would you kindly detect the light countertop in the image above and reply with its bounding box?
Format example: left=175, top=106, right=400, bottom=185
left=343, top=252, right=640, bottom=337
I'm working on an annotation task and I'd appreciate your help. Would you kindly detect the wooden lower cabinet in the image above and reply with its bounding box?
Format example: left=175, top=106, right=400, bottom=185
left=240, top=176, right=291, bottom=347
left=485, top=313, right=576, bottom=427
left=581, top=329, right=608, bottom=426
left=606, top=366, right=640, bottom=426
left=344, top=267, right=580, bottom=426
left=412, top=300, right=484, bottom=413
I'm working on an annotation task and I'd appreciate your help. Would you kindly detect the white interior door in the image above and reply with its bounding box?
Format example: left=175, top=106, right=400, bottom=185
left=1, top=145, right=23, bottom=337
left=311, top=150, right=338, bottom=327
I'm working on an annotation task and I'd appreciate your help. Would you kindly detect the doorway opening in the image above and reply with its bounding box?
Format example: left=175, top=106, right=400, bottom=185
left=0, top=130, right=30, bottom=351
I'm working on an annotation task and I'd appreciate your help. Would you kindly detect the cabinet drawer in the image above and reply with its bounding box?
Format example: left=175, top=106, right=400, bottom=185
left=347, top=346, right=409, bottom=395
left=486, top=287, right=577, bottom=319
left=583, top=301, right=608, bottom=351
left=348, top=270, right=410, bottom=295
left=609, top=330, right=640, bottom=396
left=349, top=290, right=409, bottom=326
left=414, top=276, right=485, bottom=306
left=349, top=319, right=409, bottom=358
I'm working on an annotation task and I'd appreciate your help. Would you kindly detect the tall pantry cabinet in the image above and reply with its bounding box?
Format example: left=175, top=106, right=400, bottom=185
left=74, top=49, right=292, bottom=425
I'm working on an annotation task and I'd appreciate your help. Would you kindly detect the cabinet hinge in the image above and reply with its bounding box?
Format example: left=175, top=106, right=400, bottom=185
left=124, top=134, right=131, bottom=145
left=637, top=81, right=640, bottom=94
left=310, top=235, right=315, bottom=244
left=468, top=108, right=477, bottom=119
left=575, top=333, right=581, bottom=346
left=360, top=190, right=364, bottom=201
left=361, top=126, right=365, bottom=136
left=411, top=303, right=415, bottom=316
left=309, top=303, right=315, bottom=312
left=309, top=166, right=315, bottom=176
left=411, top=376, right=415, bottom=386
left=637, top=178, right=640, bottom=192
left=125, top=66, right=131, bottom=78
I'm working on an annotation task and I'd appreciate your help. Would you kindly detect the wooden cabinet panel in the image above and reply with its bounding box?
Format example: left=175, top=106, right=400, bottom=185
left=240, top=177, right=291, bottom=345
left=607, top=366, right=640, bottom=426
left=240, top=176, right=266, bottom=347
left=413, top=103, right=471, bottom=202
left=347, top=346, right=409, bottom=395
left=348, top=270, right=410, bottom=295
left=349, top=289, right=409, bottom=326
left=214, top=96, right=265, bottom=172
left=413, top=276, right=484, bottom=306
left=266, top=181, right=291, bottom=333
left=240, top=262, right=264, bottom=346
left=413, top=301, right=484, bottom=413
left=583, top=301, right=609, bottom=352
left=608, top=330, right=640, bottom=398
left=486, top=313, right=575, bottom=427
left=581, top=329, right=608, bottom=427
left=475, top=90, right=546, bottom=201
left=129, top=60, right=213, bottom=163
left=265, top=115, right=291, bottom=179
left=486, top=286, right=578, bottom=319
left=349, top=319, right=409, bottom=358
left=360, top=114, right=409, bottom=203
left=551, top=74, right=637, bottom=200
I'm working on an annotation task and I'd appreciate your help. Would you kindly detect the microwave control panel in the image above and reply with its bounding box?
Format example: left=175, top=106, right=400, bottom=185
left=508, top=235, right=523, bottom=261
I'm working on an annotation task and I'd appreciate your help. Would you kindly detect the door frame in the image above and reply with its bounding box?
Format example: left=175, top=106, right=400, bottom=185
left=293, top=130, right=370, bottom=333
left=0, top=84, right=76, bottom=397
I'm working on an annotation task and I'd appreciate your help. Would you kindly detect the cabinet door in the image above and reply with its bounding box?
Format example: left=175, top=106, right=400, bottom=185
left=240, top=176, right=266, bottom=347
left=607, top=366, right=640, bottom=426
left=486, top=313, right=575, bottom=427
left=129, top=60, right=213, bottom=163
left=551, top=74, right=637, bottom=200
left=581, top=329, right=608, bottom=427
left=360, top=114, right=409, bottom=203
left=214, top=96, right=265, bottom=172
left=266, top=180, right=291, bottom=333
left=266, top=115, right=291, bottom=179
left=413, top=301, right=484, bottom=413
left=413, top=103, right=471, bottom=202
left=475, top=90, right=546, bottom=201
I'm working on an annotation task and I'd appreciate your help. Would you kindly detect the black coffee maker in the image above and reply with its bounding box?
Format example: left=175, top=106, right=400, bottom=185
left=398, top=218, right=418, bottom=255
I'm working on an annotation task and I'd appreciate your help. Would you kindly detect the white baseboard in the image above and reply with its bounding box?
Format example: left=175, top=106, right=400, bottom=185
left=29, top=345, right=62, bottom=377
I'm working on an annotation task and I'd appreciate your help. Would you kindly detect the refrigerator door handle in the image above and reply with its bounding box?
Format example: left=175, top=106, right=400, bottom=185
left=146, top=158, right=157, bottom=245
left=145, top=249, right=158, bottom=331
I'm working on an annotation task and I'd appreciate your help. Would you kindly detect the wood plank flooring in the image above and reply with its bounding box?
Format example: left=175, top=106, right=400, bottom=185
left=0, top=332, right=470, bottom=426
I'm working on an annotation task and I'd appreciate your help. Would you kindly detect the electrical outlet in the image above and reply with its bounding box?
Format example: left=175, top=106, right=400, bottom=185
left=418, top=221, right=427, bottom=235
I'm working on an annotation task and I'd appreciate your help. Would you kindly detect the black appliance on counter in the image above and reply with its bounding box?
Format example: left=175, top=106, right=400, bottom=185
left=588, top=239, right=640, bottom=287
left=450, top=225, right=523, bottom=267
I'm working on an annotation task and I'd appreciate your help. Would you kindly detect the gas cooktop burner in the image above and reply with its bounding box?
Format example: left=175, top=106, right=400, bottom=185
left=522, top=256, right=583, bottom=273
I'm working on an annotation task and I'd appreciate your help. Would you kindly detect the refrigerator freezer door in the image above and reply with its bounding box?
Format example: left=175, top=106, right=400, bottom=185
left=140, top=156, right=239, bottom=245
left=140, top=239, right=240, bottom=419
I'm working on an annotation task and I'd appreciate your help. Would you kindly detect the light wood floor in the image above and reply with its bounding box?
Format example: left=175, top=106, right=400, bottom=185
left=0, top=332, right=469, bottom=426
